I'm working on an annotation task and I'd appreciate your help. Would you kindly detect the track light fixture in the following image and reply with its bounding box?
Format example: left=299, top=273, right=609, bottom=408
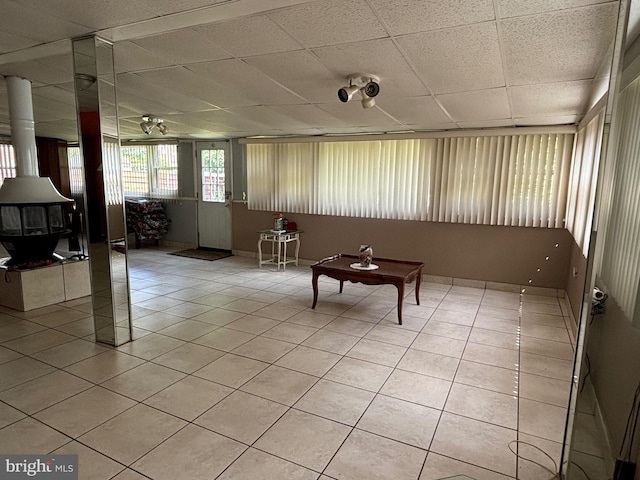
left=139, top=114, right=168, bottom=135
left=338, top=74, right=380, bottom=109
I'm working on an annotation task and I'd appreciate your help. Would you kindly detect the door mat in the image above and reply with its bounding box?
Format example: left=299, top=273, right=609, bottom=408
left=168, top=248, right=232, bottom=261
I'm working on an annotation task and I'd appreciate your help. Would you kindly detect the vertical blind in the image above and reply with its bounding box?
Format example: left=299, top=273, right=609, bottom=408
left=0, top=143, right=17, bottom=185
left=599, top=74, right=640, bottom=326
left=247, top=132, right=573, bottom=228
left=103, top=138, right=124, bottom=206
left=565, top=109, right=606, bottom=255
left=67, top=146, right=84, bottom=195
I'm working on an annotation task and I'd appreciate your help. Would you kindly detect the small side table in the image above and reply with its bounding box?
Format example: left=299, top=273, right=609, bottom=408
left=258, top=230, right=302, bottom=271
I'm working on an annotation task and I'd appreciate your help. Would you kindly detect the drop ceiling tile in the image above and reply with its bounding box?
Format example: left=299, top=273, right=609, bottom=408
left=398, top=22, right=504, bottom=94
left=501, top=4, right=618, bottom=85
left=152, top=0, right=229, bottom=17
left=437, top=88, right=510, bottom=122
left=195, top=15, right=303, bottom=58
left=189, top=110, right=271, bottom=133
left=187, top=60, right=304, bottom=105
left=316, top=101, right=403, bottom=128
left=369, top=0, right=495, bottom=35
left=32, top=99, right=76, bottom=124
left=13, top=0, right=156, bottom=30
left=320, top=126, right=369, bottom=135
left=114, top=42, right=174, bottom=74
left=1, top=1, right=90, bottom=42
left=0, top=31, right=39, bottom=55
left=457, top=119, right=515, bottom=129
left=509, top=80, right=591, bottom=117
left=0, top=60, right=71, bottom=86
left=132, top=29, right=231, bottom=65
left=374, top=96, right=452, bottom=126
left=514, top=115, right=579, bottom=126
left=498, top=0, right=612, bottom=19
left=268, top=0, right=387, bottom=48
left=268, top=104, right=349, bottom=128
left=118, top=73, right=218, bottom=113
left=312, top=39, right=428, bottom=98
left=37, top=55, right=75, bottom=82
left=32, top=84, right=77, bottom=106
left=129, top=67, right=255, bottom=108
left=36, top=120, right=79, bottom=141
left=405, top=122, right=464, bottom=131
left=223, top=106, right=307, bottom=130
left=244, top=51, right=337, bottom=103
left=116, top=90, right=184, bottom=117
left=32, top=98, right=76, bottom=122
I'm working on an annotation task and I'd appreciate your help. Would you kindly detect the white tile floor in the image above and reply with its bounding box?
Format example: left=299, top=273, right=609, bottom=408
left=0, top=247, right=577, bottom=479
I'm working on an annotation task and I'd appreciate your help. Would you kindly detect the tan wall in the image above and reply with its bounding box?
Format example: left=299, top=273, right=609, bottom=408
left=566, top=239, right=589, bottom=321
left=232, top=203, right=572, bottom=288
left=587, top=297, right=640, bottom=469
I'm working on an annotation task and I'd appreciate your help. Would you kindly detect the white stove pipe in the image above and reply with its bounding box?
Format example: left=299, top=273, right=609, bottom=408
left=0, top=75, right=71, bottom=204
left=6, top=76, right=39, bottom=177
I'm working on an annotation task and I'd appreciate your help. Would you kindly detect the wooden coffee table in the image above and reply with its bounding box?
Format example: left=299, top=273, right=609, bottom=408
left=311, top=254, right=424, bottom=325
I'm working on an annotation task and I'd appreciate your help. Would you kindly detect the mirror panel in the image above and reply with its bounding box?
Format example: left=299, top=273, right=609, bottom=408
left=562, top=0, right=632, bottom=477
left=72, top=36, right=132, bottom=346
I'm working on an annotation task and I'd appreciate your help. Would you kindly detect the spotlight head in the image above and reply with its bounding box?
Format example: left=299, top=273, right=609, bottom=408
left=363, top=81, right=380, bottom=98
left=338, top=84, right=360, bottom=103
left=140, top=121, right=154, bottom=134
left=361, top=92, right=375, bottom=109
left=157, top=123, right=168, bottom=135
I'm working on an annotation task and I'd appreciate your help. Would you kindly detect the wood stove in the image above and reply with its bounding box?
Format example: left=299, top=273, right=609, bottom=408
left=0, top=76, right=72, bottom=265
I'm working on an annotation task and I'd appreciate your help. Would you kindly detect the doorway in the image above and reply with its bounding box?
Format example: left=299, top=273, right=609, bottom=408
left=196, top=141, right=232, bottom=250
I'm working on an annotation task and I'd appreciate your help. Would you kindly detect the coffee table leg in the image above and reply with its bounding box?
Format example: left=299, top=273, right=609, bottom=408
left=312, top=272, right=319, bottom=309
left=396, top=282, right=405, bottom=325
left=339, top=280, right=344, bottom=293
left=415, top=269, right=422, bottom=305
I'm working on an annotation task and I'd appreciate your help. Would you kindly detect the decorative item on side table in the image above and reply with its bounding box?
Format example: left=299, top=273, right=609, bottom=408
left=350, top=244, right=378, bottom=270
left=359, top=244, right=373, bottom=267
left=272, top=212, right=284, bottom=232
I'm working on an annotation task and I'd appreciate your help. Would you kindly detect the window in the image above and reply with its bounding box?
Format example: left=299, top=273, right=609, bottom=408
left=201, top=148, right=225, bottom=202
left=120, top=144, right=178, bottom=198
left=0, top=143, right=17, bottom=186
left=68, top=143, right=178, bottom=201
left=246, top=131, right=573, bottom=228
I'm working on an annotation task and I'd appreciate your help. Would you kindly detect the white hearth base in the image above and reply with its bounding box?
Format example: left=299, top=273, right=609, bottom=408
left=0, top=259, right=90, bottom=311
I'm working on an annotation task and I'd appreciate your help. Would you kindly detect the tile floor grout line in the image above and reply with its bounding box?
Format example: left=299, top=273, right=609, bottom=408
left=414, top=282, right=453, bottom=480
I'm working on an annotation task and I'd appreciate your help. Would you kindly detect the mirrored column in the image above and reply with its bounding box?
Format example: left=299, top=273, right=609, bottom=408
left=72, top=36, right=132, bottom=346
